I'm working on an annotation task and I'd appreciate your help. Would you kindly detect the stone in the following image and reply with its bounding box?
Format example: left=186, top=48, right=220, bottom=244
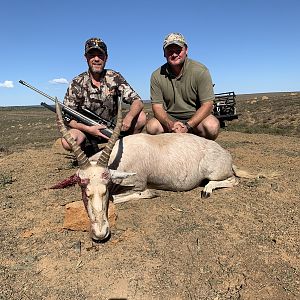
left=63, top=200, right=117, bottom=232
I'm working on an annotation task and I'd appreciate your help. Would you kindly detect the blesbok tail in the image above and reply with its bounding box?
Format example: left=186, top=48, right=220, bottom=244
left=232, top=165, right=281, bottom=179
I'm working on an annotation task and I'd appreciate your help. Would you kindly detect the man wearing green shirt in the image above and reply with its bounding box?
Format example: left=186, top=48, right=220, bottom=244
left=146, top=33, right=220, bottom=140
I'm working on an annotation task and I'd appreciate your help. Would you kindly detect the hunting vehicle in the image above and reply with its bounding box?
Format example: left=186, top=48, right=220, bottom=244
left=213, top=91, right=238, bottom=127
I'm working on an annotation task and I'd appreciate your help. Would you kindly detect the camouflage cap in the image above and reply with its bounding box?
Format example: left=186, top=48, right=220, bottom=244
left=163, top=32, right=187, bottom=49
left=85, top=37, right=108, bottom=55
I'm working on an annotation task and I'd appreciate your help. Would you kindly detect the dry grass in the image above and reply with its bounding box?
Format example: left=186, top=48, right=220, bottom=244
left=225, top=92, right=300, bottom=137
left=1, top=91, right=299, bottom=153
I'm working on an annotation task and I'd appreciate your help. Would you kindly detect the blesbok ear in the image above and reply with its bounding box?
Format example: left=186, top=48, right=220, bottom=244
left=109, top=170, right=136, bottom=179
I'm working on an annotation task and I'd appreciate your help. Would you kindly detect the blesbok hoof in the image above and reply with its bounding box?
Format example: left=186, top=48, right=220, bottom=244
left=201, top=191, right=211, bottom=198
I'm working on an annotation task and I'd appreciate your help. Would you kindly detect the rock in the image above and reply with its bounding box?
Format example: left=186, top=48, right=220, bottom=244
left=261, top=96, right=269, bottom=100
left=63, top=200, right=117, bottom=232
left=20, top=230, right=34, bottom=238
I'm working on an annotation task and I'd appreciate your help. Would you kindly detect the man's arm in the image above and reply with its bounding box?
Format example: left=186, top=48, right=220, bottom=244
left=67, top=119, right=109, bottom=139
left=115, top=71, right=145, bottom=132
left=122, top=99, right=144, bottom=131
left=187, top=67, right=215, bottom=128
left=184, top=101, right=213, bottom=128
left=152, top=103, right=176, bottom=132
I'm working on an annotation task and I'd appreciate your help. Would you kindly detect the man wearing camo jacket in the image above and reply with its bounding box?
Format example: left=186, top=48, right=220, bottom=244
left=62, top=37, right=146, bottom=155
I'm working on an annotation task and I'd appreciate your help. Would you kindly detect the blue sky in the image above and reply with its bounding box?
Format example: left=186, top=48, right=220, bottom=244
left=0, top=0, right=299, bottom=106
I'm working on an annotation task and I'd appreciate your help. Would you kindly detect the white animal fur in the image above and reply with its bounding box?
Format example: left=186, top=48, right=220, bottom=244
left=90, top=133, right=238, bottom=203
left=55, top=98, right=241, bottom=241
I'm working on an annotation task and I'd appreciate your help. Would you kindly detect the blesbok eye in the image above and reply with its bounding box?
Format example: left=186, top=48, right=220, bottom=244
left=102, top=171, right=111, bottom=181
left=79, top=178, right=90, bottom=187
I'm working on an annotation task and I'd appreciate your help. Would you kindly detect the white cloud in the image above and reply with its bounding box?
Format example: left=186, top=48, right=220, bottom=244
left=0, top=80, right=14, bottom=88
left=49, top=78, right=69, bottom=84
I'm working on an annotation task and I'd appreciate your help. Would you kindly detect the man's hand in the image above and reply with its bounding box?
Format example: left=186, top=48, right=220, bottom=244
left=69, top=119, right=110, bottom=139
left=171, top=121, right=188, bottom=133
left=86, top=124, right=110, bottom=140
left=122, top=114, right=133, bottom=132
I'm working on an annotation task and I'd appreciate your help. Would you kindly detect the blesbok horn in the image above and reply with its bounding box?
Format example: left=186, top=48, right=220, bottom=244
left=97, top=97, right=123, bottom=167
left=55, top=98, right=91, bottom=169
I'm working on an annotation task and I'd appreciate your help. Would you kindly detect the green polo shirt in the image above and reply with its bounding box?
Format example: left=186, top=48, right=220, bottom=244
left=150, top=58, right=215, bottom=120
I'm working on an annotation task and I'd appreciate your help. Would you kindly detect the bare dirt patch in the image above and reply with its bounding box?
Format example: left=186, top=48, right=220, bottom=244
left=0, top=93, right=299, bottom=299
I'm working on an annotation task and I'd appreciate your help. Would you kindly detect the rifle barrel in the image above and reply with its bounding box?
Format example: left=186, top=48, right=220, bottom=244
left=20, top=80, right=116, bottom=138
left=20, top=80, right=96, bottom=124
left=19, top=80, right=58, bottom=103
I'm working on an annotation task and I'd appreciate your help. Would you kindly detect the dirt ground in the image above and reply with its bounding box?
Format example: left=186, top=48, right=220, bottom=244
left=0, top=96, right=299, bottom=299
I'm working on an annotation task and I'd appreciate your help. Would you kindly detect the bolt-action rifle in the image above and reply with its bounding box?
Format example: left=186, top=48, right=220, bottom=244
left=19, top=80, right=115, bottom=138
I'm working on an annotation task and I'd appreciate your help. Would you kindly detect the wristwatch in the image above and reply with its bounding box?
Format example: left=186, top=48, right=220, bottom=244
left=184, top=121, right=193, bottom=133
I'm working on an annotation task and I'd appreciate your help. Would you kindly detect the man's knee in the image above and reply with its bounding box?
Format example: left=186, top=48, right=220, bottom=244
left=135, top=111, right=147, bottom=131
left=61, top=138, right=71, bottom=150
left=127, top=111, right=147, bottom=134
left=206, top=122, right=220, bottom=140
left=61, top=129, right=86, bottom=150
left=146, top=118, right=164, bottom=135
left=207, top=115, right=220, bottom=133
left=196, top=115, right=220, bottom=140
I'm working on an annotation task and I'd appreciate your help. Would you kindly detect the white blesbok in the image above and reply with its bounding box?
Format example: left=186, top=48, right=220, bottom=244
left=52, top=101, right=239, bottom=241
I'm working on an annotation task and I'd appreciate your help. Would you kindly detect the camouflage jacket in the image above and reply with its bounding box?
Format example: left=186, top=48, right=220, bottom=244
left=63, top=69, right=142, bottom=122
